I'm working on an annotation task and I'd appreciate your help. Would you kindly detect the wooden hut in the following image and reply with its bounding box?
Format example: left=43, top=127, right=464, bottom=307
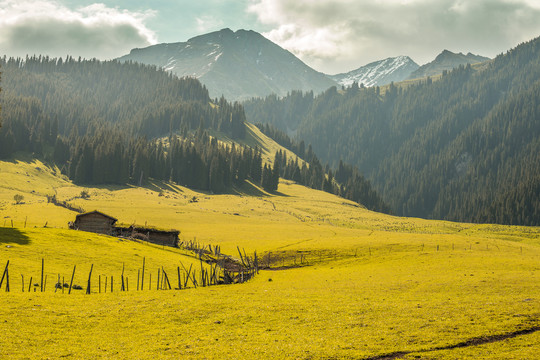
left=132, top=227, right=180, bottom=248
left=72, top=211, right=118, bottom=235
left=70, top=211, right=180, bottom=248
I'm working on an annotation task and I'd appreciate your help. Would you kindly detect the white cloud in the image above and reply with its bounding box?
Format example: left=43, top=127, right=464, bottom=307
left=196, top=15, right=224, bottom=33
left=248, top=0, right=540, bottom=73
left=0, top=0, right=157, bottom=59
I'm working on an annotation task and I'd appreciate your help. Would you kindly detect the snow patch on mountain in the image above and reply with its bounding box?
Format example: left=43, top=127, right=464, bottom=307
left=330, top=56, right=419, bottom=87
left=117, top=28, right=337, bottom=101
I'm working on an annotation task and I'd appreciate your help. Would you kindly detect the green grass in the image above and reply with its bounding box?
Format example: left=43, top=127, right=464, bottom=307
left=0, top=159, right=539, bottom=359
left=0, top=227, right=212, bottom=294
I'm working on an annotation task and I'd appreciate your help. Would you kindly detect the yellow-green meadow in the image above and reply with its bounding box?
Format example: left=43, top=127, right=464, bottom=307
left=0, top=159, right=539, bottom=359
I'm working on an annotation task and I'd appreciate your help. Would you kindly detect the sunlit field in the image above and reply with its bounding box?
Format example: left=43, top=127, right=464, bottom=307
left=1, top=159, right=539, bottom=359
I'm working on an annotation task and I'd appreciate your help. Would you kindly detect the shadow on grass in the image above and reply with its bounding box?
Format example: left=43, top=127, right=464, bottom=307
left=75, top=177, right=291, bottom=199
left=0, top=227, right=31, bottom=245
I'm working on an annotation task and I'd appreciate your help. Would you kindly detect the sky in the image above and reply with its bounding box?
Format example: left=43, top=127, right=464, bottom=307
left=2, top=0, right=540, bottom=74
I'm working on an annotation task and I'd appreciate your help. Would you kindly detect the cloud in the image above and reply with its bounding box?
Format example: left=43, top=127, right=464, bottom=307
left=0, top=0, right=157, bottom=60
left=196, top=15, right=224, bottom=33
left=248, top=0, right=540, bottom=73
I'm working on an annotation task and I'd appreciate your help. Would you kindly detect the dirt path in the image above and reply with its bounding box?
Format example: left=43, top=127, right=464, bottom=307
left=363, top=325, right=540, bottom=360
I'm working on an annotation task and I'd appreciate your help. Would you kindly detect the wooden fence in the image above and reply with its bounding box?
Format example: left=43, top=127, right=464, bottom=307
left=0, top=241, right=260, bottom=294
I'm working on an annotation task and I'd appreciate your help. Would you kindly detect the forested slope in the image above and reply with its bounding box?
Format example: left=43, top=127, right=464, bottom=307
left=244, top=37, right=540, bottom=226
left=0, top=56, right=388, bottom=212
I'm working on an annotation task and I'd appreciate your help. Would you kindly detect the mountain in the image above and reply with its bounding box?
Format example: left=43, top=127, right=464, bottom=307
left=408, top=50, right=490, bottom=79
left=330, top=56, right=419, bottom=87
left=244, top=36, right=540, bottom=226
left=117, top=28, right=337, bottom=101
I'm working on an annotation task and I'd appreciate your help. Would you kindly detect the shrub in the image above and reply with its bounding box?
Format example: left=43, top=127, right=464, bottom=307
left=14, top=194, right=24, bottom=204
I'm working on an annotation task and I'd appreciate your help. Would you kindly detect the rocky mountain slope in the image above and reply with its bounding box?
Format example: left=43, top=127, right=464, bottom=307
left=330, top=56, right=419, bottom=87
left=408, top=50, right=490, bottom=79
left=117, top=28, right=337, bottom=101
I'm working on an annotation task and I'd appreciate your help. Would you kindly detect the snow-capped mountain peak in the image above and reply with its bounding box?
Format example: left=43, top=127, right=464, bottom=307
left=117, top=28, right=337, bottom=101
left=330, top=56, right=419, bottom=87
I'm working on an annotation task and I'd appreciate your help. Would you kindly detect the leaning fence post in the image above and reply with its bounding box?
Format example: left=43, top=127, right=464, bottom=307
left=0, top=260, right=9, bottom=290
left=86, top=264, right=93, bottom=295
left=5, top=266, right=10, bottom=292
left=237, top=246, right=247, bottom=268
left=68, top=265, right=76, bottom=294
left=121, top=263, right=125, bottom=292
left=163, top=269, right=171, bottom=290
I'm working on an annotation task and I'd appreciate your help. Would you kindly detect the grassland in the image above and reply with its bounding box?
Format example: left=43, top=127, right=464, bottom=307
left=0, top=158, right=539, bottom=359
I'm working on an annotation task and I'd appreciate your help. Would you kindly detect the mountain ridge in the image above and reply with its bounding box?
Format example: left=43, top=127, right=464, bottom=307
left=330, top=56, right=420, bottom=87
left=118, top=28, right=337, bottom=101
left=408, top=49, right=490, bottom=79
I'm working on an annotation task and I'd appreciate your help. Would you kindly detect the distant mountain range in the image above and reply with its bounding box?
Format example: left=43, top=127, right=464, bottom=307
left=118, top=28, right=490, bottom=101
left=408, top=50, right=490, bottom=79
left=330, top=56, right=420, bottom=87
left=117, top=28, right=336, bottom=101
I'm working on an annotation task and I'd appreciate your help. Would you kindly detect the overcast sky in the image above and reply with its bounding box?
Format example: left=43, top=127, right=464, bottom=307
left=2, top=0, right=540, bottom=74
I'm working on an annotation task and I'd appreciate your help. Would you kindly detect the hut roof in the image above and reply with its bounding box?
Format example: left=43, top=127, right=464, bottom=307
left=75, top=210, right=118, bottom=223
left=133, top=226, right=180, bottom=235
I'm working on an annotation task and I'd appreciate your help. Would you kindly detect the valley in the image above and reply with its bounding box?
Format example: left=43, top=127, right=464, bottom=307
left=0, top=159, right=539, bottom=359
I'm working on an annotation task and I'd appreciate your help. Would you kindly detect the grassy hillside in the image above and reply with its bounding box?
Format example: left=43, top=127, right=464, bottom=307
left=208, top=122, right=304, bottom=167
left=0, top=159, right=539, bottom=359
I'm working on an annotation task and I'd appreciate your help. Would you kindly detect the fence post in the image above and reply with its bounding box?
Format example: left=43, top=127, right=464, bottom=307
left=86, top=264, right=93, bottom=295
left=5, top=266, right=9, bottom=292
left=0, top=260, right=9, bottom=290
left=141, top=257, right=145, bottom=290
left=163, top=269, right=171, bottom=290
left=68, top=265, right=76, bottom=294
left=121, top=263, right=125, bottom=292
left=200, top=260, right=205, bottom=287
left=41, top=258, right=44, bottom=292
left=177, top=266, right=181, bottom=290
